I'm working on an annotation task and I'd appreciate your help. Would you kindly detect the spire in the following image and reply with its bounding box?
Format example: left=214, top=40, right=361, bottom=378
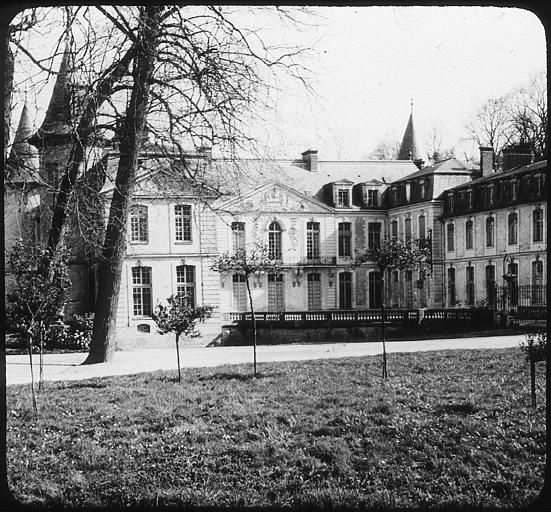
left=29, top=42, right=83, bottom=145
left=6, top=101, right=40, bottom=184
left=397, top=102, right=424, bottom=164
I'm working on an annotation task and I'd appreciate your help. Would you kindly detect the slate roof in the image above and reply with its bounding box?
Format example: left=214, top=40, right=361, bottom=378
left=445, top=160, right=547, bottom=191
left=397, top=110, right=425, bottom=162
left=6, top=101, right=41, bottom=184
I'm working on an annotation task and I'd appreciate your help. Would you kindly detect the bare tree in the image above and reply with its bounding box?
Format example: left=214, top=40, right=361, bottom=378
left=368, top=137, right=401, bottom=160
left=466, top=96, right=514, bottom=166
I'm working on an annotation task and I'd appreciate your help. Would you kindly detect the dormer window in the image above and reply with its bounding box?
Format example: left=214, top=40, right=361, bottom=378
left=447, top=192, right=455, bottom=212
left=333, top=181, right=353, bottom=208
left=391, top=187, right=399, bottom=206
left=509, top=179, right=519, bottom=201
left=487, top=184, right=496, bottom=206
left=366, top=189, right=378, bottom=207
left=534, top=174, right=544, bottom=197
left=466, top=189, right=474, bottom=209
left=419, top=179, right=426, bottom=200
left=337, top=188, right=350, bottom=208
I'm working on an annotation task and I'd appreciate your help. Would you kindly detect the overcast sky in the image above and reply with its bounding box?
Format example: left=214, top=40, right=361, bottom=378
left=256, top=6, right=546, bottom=161
left=11, top=5, right=546, bottom=163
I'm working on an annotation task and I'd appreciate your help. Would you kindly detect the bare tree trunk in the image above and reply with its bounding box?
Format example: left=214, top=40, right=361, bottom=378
left=27, top=331, right=37, bottom=416
left=38, top=321, right=44, bottom=391
left=84, top=6, right=163, bottom=364
left=245, top=277, right=257, bottom=378
left=47, top=46, right=136, bottom=252
left=381, top=273, right=387, bottom=379
left=175, top=333, right=181, bottom=383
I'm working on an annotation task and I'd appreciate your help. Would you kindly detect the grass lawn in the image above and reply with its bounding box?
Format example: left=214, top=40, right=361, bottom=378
left=7, top=347, right=545, bottom=509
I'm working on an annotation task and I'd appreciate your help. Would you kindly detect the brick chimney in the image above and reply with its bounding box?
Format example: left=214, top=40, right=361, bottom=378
left=502, top=142, right=532, bottom=171
left=479, top=146, right=494, bottom=177
left=302, top=149, right=318, bottom=172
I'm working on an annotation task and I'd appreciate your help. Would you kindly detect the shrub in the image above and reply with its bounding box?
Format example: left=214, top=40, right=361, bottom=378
left=519, top=332, right=547, bottom=363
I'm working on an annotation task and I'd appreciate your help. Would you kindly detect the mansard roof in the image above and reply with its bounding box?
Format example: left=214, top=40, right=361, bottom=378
left=6, top=101, right=41, bottom=184
left=445, top=159, right=547, bottom=192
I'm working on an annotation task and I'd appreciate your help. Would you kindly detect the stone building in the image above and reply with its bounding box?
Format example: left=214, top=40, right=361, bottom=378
left=5, top=48, right=547, bottom=344
left=442, top=145, right=546, bottom=309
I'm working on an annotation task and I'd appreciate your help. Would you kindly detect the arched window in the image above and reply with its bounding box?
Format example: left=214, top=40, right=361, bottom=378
left=268, top=222, right=282, bottom=259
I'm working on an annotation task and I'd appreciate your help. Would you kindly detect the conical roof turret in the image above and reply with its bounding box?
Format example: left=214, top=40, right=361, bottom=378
left=397, top=102, right=424, bottom=164
left=6, top=101, right=41, bottom=184
left=29, top=43, right=83, bottom=145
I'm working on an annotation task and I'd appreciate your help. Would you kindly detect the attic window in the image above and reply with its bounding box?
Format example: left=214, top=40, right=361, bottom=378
left=534, top=174, right=544, bottom=197
left=487, top=184, right=496, bottom=206
left=466, top=189, right=474, bottom=209
left=447, top=192, right=455, bottom=211
left=509, top=179, right=519, bottom=201
left=336, top=187, right=350, bottom=208
left=391, top=187, right=399, bottom=205
left=365, top=188, right=378, bottom=207
left=419, top=179, right=426, bottom=200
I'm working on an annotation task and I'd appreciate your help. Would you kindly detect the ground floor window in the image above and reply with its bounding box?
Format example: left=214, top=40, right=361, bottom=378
left=368, top=271, right=382, bottom=309
left=447, top=268, right=456, bottom=306
left=268, top=274, right=285, bottom=311
left=132, top=266, right=152, bottom=316
left=307, top=273, right=322, bottom=310
left=339, top=272, right=352, bottom=309
left=176, top=265, right=195, bottom=306
left=485, top=265, right=496, bottom=307
left=466, top=266, right=475, bottom=305
left=232, top=274, right=248, bottom=311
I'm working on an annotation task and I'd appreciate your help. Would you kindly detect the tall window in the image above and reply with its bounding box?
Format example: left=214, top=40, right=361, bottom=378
left=132, top=266, right=152, bottom=316
left=486, top=216, right=495, bottom=247
left=339, top=272, right=352, bottom=309
left=306, top=222, right=320, bottom=260
left=368, top=222, right=381, bottom=250
left=391, top=219, right=398, bottom=239
left=508, top=212, right=518, bottom=245
left=307, top=273, right=322, bottom=310
left=485, top=265, right=496, bottom=307
left=367, top=189, right=378, bottom=207
left=268, top=221, right=282, bottom=259
left=232, top=274, right=247, bottom=311
left=465, top=219, right=474, bottom=250
left=533, top=208, right=544, bottom=242
left=130, top=205, right=148, bottom=242
left=405, top=218, right=412, bottom=241
left=447, top=268, right=456, bottom=306
left=446, top=223, right=454, bottom=252
left=337, top=188, right=350, bottom=207
left=232, top=221, right=246, bottom=252
left=338, top=222, right=352, bottom=257
left=534, top=174, right=544, bottom=197
left=532, top=261, right=544, bottom=304
left=508, top=262, right=518, bottom=306
left=176, top=265, right=195, bottom=306
left=418, top=215, right=426, bottom=240
left=267, top=274, right=285, bottom=311
left=466, top=266, right=475, bottom=305
left=174, top=204, right=192, bottom=242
